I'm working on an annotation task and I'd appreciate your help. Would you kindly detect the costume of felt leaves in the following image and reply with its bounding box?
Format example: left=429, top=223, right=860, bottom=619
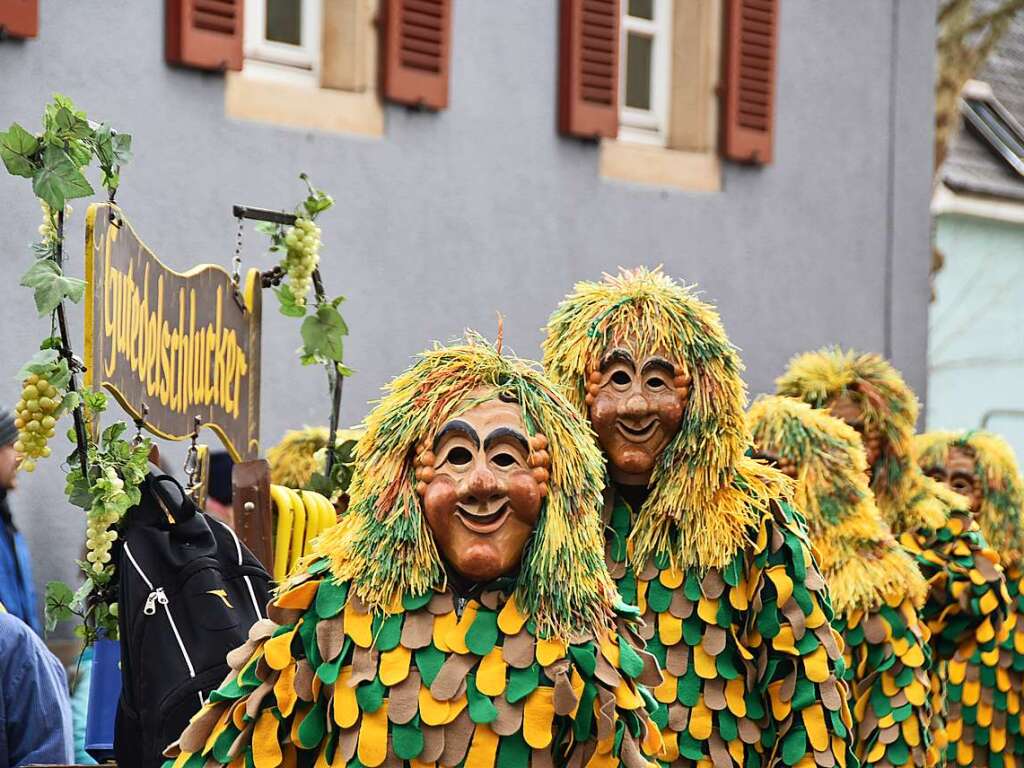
left=165, top=337, right=660, bottom=768
left=749, top=395, right=935, bottom=768
left=543, top=268, right=857, bottom=768
left=916, top=431, right=1024, bottom=768
left=777, top=348, right=1010, bottom=756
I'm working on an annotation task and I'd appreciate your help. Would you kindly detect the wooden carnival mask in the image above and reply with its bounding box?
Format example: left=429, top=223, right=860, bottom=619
left=414, top=396, right=550, bottom=584
left=585, top=347, right=690, bottom=486
left=923, top=445, right=982, bottom=513
left=827, top=392, right=884, bottom=470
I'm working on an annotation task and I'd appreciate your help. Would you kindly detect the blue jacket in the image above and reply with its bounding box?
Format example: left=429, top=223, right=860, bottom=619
left=0, top=612, right=74, bottom=766
left=0, top=492, right=40, bottom=634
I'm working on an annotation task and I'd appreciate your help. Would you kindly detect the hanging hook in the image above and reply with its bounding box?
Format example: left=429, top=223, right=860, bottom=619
left=132, top=402, right=149, bottom=446
left=183, top=415, right=202, bottom=487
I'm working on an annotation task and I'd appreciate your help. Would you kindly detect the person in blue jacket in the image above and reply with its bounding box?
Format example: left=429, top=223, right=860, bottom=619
left=0, top=610, right=74, bottom=766
left=0, top=407, right=39, bottom=634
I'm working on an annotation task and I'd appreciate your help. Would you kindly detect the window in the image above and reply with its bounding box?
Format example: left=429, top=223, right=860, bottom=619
left=245, top=0, right=322, bottom=71
left=619, top=0, right=672, bottom=145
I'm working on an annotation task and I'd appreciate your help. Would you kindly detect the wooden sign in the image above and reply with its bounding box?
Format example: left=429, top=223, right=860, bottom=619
left=83, top=204, right=262, bottom=461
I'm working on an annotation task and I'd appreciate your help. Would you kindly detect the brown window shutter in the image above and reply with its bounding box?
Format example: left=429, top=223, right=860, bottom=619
left=722, top=0, right=778, bottom=164
left=0, top=0, right=38, bottom=39
left=558, top=0, right=620, bottom=139
left=382, top=0, right=452, bottom=110
left=165, top=0, right=244, bottom=72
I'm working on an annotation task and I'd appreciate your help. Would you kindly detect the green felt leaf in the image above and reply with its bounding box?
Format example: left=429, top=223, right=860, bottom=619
left=791, top=677, right=816, bottom=711
left=299, top=612, right=322, bottom=667
left=568, top=644, right=596, bottom=678
left=355, top=678, right=385, bottom=713
left=0, top=122, right=39, bottom=178
left=678, top=731, right=704, bottom=761
left=683, top=614, right=703, bottom=646
left=315, top=578, right=348, bottom=618
left=781, top=728, right=807, bottom=766
left=617, top=570, right=637, bottom=606
left=716, top=650, right=740, bottom=680
left=466, top=609, right=499, bottom=657
left=212, top=723, right=242, bottom=764
left=466, top=675, right=498, bottom=724
left=308, top=558, right=331, bottom=575
left=757, top=601, right=781, bottom=638
left=376, top=613, right=403, bottom=652
left=402, top=591, right=432, bottom=611
left=415, top=644, right=446, bottom=687
left=647, top=579, right=672, bottom=613
left=392, top=719, right=424, bottom=760
left=617, top=635, right=644, bottom=679
left=506, top=663, right=539, bottom=704
left=573, top=682, right=597, bottom=741
left=317, top=653, right=344, bottom=685
left=496, top=730, right=531, bottom=768
left=296, top=697, right=326, bottom=749
left=684, top=571, right=702, bottom=601
left=677, top=666, right=700, bottom=707
left=210, top=675, right=245, bottom=702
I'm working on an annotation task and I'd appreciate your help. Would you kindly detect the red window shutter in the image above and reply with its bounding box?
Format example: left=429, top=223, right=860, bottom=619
left=165, top=0, right=244, bottom=72
left=722, top=0, right=778, bottom=164
left=558, top=0, right=620, bottom=139
left=0, top=0, right=38, bottom=39
left=382, top=0, right=452, bottom=110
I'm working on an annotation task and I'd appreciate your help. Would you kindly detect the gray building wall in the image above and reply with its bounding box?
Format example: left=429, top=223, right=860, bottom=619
left=0, top=1, right=936, bottom=631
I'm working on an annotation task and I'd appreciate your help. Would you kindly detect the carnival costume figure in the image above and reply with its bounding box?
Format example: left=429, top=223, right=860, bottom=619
left=165, top=336, right=661, bottom=768
left=749, top=395, right=935, bottom=768
left=916, top=430, right=1024, bottom=768
left=776, top=348, right=1009, bottom=757
left=543, top=268, right=856, bottom=768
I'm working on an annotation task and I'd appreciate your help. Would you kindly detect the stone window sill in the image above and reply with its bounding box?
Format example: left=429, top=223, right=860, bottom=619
left=599, top=139, right=721, bottom=193
left=225, top=64, right=383, bottom=139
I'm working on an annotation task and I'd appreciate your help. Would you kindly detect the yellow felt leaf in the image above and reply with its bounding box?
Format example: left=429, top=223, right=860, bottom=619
left=773, top=626, right=798, bottom=656
left=477, top=647, right=507, bottom=697
left=726, top=677, right=746, bottom=717
left=729, top=583, right=749, bottom=611
left=947, top=717, right=963, bottom=741
left=948, top=659, right=967, bottom=685
left=614, top=679, right=643, bottom=710
left=980, top=590, right=999, bottom=614
left=977, top=617, right=995, bottom=644
left=357, top=700, right=389, bottom=768
left=642, top=718, right=663, bottom=757
left=497, top=595, right=527, bottom=635
left=654, top=672, right=677, bottom=704
left=523, top=687, right=555, bottom=749
left=266, top=621, right=302, bottom=671
left=660, top=567, right=684, bottom=589
left=697, top=597, right=719, bottom=624
left=694, top=644, right=717, bottom=679
left=906, top=680, right=926, bottom=706
left=957, top=740, right=973, bottom=766
left=344, top=601, right=372, bottom=648
left=332, top=666, right=358, bottom=728
left=379, top=645, right=412, bottom=686
left=432, top=611, right=457, bottom=653
left=803, top=704, right=829, bottom=752
left=769, top=681, right=788, bottom=721
left=902, top=642, right=925, bottom=668
left=570, top=669, right=585, bottom=718
left=978, top=701, right=993, bottom=727
left=689, top=699, right=712, bottom=740
left=866, top=740, right=885, bottom=764
left=834, top=736, right=848, bottom=768
left=204, top=705, right=234, bottom=755
left=963, top=679, right=981, bottom=706
left=275, top=663, right=298, bottom=717
left=444, top=693, right=468, bottom=725
left=231, top=700, right=247, bottom=730
left=537, top=637, right=568, bottom=667
left=636, top=579, right=649, bottom=615
left=804, top=646, right=830, bottom=683
left=766, top=566, right=794, bottom=606
left=253, top=709, right=283, bottom=768
left=465, top=723, right=500, bottom=768
left=805, top=603, right=827, bottom=629
left=599, top=632, right=621, bottom=668
left=998, top=667, right=1011, bottom=693
left=661, top=731, right=680, bottom=762
left=173, top=752, right=194, bottom=768
left=276, top=580, right=320, bottom=609
left=659, top=613, right=682, bottom=646
left=902, top=716, right=920, bottom=747
left=881, top=672, right=898, bottom=698
left=419, top=685, right=450, bottom=726
left=992, top=728, right=1007, bottom=753
left=448, top=602, right=476, bottom=655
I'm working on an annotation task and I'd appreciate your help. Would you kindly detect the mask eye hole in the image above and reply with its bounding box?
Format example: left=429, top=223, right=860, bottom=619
left=610, top=371, right=631, bottom=386
left=492, top=452, right=517, bottom=468
left=647, top=376, right=666, bottom=390
left=445, top=446, right=473, bottom=466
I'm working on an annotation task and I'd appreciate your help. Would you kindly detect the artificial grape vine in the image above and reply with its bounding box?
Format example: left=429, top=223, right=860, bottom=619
left=281, top=216, right=322, bottom=306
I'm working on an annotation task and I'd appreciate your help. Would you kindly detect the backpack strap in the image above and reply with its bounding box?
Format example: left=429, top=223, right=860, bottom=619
left=149, top=474, right=199, bottom=524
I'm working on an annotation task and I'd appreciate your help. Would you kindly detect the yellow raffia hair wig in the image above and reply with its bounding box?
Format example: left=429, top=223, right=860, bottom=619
left=776, top=347, right=964, bottom=535
left=266, top=426, right=365, bottom=488
left=916, top=430, right=1024, bottom=568
left=542, top=267, right=791, bottom=570
left=748, top=396, right=926, bottom=614
left=315, top=334, right=618, bottom=640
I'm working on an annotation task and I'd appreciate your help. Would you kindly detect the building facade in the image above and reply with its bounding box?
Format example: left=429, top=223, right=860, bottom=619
left=0, top=0, right=935, bottom=631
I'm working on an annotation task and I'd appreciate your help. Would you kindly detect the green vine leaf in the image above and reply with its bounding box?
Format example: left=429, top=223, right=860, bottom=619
left=0, top=123, right=39, bottom=178
left=20, top=258, right=86, bottom=315
left=300, top=303, right=348, bottom=364
left=274, top=284, right=308, bottom=318
left=32, top=144, right=93, bottom=211
left=44, top=581, right=76, bottom=632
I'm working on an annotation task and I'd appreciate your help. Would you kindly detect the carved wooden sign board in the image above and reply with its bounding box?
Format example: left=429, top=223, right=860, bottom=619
left=83, top=203, right=262, bottom=461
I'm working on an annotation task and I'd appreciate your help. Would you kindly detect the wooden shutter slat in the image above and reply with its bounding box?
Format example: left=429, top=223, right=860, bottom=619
left=383, top=0, right=451, bottom=109
left=559, top=0, right=620, bottom=139
left=165, top=0, right=243, bottom=72
left=722, top=0, right=778, bottom=164
left=0, top=0, right=38, bottom=39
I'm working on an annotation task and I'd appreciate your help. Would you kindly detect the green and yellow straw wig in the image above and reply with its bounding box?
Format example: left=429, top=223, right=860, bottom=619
left=748, top=395, right=926, bottom=614
left=776, top=347, right=964, bottom=535
left=542, top=267, right=790, bottom=571
left=916, top=430, right=1024, bottom=568
left=316, top=333, right=617, bottom=640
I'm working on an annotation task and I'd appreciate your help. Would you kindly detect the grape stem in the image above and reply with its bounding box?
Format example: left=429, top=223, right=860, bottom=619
left=54, top=208, right=91, bottom=480
left=312, top=267, right=344, bottom=479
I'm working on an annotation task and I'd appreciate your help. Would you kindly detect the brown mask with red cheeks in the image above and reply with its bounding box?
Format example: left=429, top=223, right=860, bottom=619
left=585, top=347, right=690, bottom=486
left=828, top=392, right=883, bottom=472
left=923, top=446, right=982, bottom=513
left=414, top=397, right=550, bottom=585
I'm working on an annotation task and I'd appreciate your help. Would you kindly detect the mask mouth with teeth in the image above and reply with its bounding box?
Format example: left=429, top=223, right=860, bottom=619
left=414, top=393, right=551, bottom=586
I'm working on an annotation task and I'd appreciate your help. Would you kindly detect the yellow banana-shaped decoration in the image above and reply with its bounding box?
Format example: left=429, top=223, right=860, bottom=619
left=269, top=484, right=294, bottom=582
left=285, top=486, right=306, bottom=575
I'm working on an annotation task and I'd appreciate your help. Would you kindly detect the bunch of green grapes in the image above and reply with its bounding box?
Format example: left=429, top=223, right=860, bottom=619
left=281, top=217, right=321, bottom=305
left=13, top=373, right=59, bottom=472
left=85, top=476, right=122, bottom=574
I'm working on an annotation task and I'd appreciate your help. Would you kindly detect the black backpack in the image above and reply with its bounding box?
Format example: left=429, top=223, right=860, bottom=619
left=114, top=473, right=271, bottom=768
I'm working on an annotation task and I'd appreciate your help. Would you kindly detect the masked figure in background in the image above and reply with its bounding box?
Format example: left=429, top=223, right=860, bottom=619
left=915, top=430, right=1024, bottom=768
left=543, top=268, right=856, bottom=768
left=749, top=395, right=935, bottom=768
left=268, top=426, right=364, bottom=506
left=777, top=348, right=1009, bottom=758
left=165, top=336, right=660, bottom=768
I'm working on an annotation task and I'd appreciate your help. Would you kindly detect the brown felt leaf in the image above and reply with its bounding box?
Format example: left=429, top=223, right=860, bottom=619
left=669, top=702, right=690, bottom=732
left=502, top=628, right=535, bottom=669
left=594, top=649, right=622, bottom=688
left=703, top=626, right=727, bottom=656
left=226, top=723, right=253, bottom=761
left=351, top=644, right=379, bottom=685
left=708, top=732, right=732, bottom=768
left=739, top=716, right=761, bottom=744
left=431, top=652, right=478, bottom=701
left=294, top=659, right=314, bottom=702
left=702, top=570, right=725, bottom=599
left=637, top=559, right=659, bottom=581
left=704, top=678, right=726, bottom=711
left=639, top=650, right=662, bottom=687
left=552, top=668, right=578, bottom=716
left=666, top=641, right=689, bottom=676
left=245, top=677, right=276, bottom=719
left=382, top=737, right=402, bottom=768
left=267, top=603, right=303, bottom=626
left=669, top=590, right=694, bottom=619
left=338, top=724, right=359, bottom=763
left=421, top=724, right=445, bottom=763
left=638, top=612, right=656, bottom=641
left=819, top=678, right=843, bottom=711
left=316, top=615, right=346, bottom=662
left=400, top=610, right=434, bottom=650
left=227, top=640, right=257, bottom=671
left=814, top=748, right=836, bottom=768
left=597, top=688, right=616, bottom=741
left=863, top=614, right=887, bottom=645
left=493, top=695, right=524, bottom=736
left=781, top=599, right=807, bottom=640
left=388, top=668, right=421, bottom=724
left=479, top=590, right=502, bottom=611
left=248, top=618, right=279, bottom=642
left=179, top=703, right=227, bottom=753
left=440, top=708, right=475, bottom=766
left=620, top=731, right=647, bottom=768
left=805, top=567, right=826, bottom=592
left=428, top=592, right=454, bottom=615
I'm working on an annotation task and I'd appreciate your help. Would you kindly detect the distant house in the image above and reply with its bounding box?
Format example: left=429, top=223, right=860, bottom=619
left=931, top=18, right=1024, bottom=456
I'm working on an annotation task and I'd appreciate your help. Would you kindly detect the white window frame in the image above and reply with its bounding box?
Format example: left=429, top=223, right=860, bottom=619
left=245, top=0, right=322, bottom=72
left=619, top=0, right=673, bottom=146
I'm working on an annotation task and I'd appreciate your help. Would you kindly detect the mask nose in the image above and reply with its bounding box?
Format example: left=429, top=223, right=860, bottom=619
left=620, top=393, right=650, bottom=418
left=460, top=463, right=502, bottom=506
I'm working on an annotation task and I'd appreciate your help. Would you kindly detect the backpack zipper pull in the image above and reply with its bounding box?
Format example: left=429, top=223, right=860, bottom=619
left=144, top=587, right=168, bottom=616
left=455, top=596, right=466, bottom=618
